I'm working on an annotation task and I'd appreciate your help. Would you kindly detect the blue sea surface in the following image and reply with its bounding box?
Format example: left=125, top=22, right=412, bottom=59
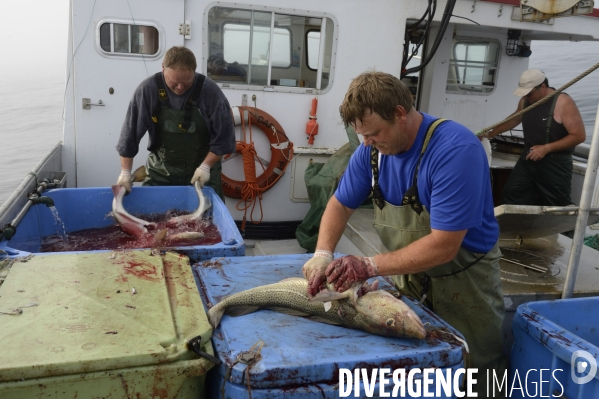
left=1, top=41, right=598, bottom=206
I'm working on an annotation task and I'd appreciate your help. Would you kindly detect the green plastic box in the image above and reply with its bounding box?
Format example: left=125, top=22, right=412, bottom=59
left=0, top=250, right=215, bottom=398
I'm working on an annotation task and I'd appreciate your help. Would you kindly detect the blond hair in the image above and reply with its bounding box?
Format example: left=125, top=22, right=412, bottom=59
left=339, top=71, right=413, bottom=127
left=163, top=46, right=197, bottom=71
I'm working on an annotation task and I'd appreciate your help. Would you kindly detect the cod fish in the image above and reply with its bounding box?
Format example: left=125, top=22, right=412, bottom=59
left=167, top=181, right=212, bottom=226
left=129, top=165, right=212, bottom=226
left=153, top=229, right=204, bottom=244
left=208, top=278, right=426, bottom=340
left=111, top=185, right=156, bottom=238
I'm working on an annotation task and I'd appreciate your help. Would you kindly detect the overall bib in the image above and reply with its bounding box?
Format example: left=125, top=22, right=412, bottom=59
left=144, top=72, right=224, bottom=200
left=502, top=94, right=573, bottom=206
left=371, top=119, right=505, bottom=396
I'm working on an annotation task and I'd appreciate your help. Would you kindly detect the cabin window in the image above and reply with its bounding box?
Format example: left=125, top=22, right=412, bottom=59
left=306, top=30, right=320, bottom=70
left=446, top=39, right=500, bottom=94
left=207, top=6, right=335, bottom=91
left=99, top=22, right=159, bottom=56
left=223, top=23, right=291, bottom=68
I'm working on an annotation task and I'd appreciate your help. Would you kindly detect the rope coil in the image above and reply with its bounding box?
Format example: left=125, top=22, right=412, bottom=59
left=222, top=107, right=294, bottom=230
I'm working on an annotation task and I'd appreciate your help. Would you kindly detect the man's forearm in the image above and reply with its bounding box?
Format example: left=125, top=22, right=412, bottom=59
left=486, top=117, right=521, bottom=139
left=202, top=152, right=222, bottom=168
left=316, top=196, right=355, bottom=253
left=544, top=134, right=585, bottom=154
left=120, top=157, right=134, bottom=171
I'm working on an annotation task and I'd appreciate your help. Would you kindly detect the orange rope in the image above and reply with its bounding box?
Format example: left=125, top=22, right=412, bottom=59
left=236, top=108, right=294, bottom=231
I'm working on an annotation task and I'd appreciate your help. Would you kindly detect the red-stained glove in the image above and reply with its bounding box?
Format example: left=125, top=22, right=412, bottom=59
left=325, top=255, right=378, bottom=292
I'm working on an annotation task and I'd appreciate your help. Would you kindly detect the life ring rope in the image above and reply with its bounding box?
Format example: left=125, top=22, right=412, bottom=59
left=221, top=106, right=294, bottom=230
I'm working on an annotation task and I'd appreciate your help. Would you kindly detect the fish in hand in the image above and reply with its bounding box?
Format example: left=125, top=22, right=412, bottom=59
left=166, top=181, right=212, bottom=226
left=111, top=185, right=155, bottom=238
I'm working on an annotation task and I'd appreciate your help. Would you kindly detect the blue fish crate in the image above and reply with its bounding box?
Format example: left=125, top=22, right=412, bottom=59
left=0, top=186, right=244, bottom=262
left=511, top=297, right=599, bottom=399
left=195, top=254, right=466, bottom=399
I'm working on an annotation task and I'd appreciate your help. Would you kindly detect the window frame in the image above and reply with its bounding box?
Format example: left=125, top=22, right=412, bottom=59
left=95, top=18, right=165, bottom=60
left=446, top=37, right=501, bottom=96
left=203, top=3, right=338, bottom=95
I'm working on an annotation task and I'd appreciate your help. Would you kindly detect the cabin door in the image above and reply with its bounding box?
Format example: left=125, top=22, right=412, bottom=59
left=69, top=0, right=185, bottom=188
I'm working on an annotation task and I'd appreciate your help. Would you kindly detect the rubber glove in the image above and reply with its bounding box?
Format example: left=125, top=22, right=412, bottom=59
left=191, top=163, right=211, bottom=186
left=326, top=255, right=378, bottom=292
left=302, top=250, right=334, bottom=297
left=116, top=169, right=132, bottom=193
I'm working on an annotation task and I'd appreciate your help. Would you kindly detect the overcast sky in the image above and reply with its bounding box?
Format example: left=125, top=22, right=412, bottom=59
left=0, top=0, right=70, bottom=77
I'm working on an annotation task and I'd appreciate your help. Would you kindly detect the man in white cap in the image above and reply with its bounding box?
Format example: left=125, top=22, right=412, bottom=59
left=483, top=69, right=585, bottom=205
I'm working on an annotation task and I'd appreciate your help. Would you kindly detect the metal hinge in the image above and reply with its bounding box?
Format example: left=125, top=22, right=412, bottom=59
left=179, top=21, right=191, bottom=39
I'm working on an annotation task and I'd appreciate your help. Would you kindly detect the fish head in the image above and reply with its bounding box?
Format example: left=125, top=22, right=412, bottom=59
left=354, top=290, right=427, bottom=339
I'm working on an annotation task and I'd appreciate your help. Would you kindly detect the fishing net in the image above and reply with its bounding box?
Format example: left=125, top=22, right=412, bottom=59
left=562, top=230, right=599, bottom=251
left=584, top=234, right=599, bottom=251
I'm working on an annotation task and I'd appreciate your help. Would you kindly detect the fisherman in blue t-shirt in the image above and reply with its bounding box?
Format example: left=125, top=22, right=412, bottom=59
left=302, top=71, right=504, bottom=396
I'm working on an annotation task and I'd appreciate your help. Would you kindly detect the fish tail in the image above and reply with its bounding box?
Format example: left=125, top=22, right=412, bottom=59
left=131, top=165, right=147, bottom=182
left=208, top=303, right=225, bottom=329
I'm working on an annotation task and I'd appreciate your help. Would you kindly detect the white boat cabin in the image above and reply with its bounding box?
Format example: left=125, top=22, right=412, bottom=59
left=60, top=0, right=599, bottom=227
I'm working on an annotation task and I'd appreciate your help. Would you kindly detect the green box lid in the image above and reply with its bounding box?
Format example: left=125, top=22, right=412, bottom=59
left=0, top=250, right=211, bottom=382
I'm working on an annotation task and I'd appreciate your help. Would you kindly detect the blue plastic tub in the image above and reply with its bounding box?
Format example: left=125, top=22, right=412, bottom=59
left=511, top=297, right=599, bottom=399
left=0, top=186, right=244, bottom=262
left=195, top=254, right=466, bottom=399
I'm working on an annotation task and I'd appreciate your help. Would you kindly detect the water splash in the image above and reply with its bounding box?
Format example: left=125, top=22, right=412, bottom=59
left=48, top=206, right=68, bottom=242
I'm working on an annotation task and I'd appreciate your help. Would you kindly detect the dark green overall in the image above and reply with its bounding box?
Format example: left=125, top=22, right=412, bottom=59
left=502, top=93, right=573, bottom=206
left=371, top=119, right=505, bottom=396
left=144, top=72, right=224, bottom=200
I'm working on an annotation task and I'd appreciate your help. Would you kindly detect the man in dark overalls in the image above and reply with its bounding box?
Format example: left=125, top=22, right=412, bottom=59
left=483, top=69, right=586, bottom=206
left=303, top=71, right=504, bottom=396
left=116, top=46, right=235, bottom=200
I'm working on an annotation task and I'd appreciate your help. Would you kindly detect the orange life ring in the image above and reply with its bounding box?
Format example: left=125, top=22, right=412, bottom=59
left=221, top=106, right=294, bottom=199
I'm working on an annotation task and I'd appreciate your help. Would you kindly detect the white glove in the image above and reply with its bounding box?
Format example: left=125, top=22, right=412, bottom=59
left=116, top=169, right=132, bottom=193
left=302, top=250, right=334, bottom=296
left=191, top=163, right=211, bottom=186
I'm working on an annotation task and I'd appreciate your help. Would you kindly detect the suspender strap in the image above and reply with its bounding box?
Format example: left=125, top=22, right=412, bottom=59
left=180, top=74, right=206, bottom=132
left=401, top=118, right=447, bottom=214
left=152, top=72, right=170, bottom=123
left=152, top=72, right=207, bottom=131
left=545, top=93, right=560, bottom=145
left=370, top=118, right=446, bottom=212
left=370, top=146, right=385, bottom=210
left=154, top=72, right=170, bottom=107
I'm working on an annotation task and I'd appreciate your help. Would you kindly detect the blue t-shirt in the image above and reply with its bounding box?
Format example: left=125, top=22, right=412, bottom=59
left=335, top=113, right=498, bottom=253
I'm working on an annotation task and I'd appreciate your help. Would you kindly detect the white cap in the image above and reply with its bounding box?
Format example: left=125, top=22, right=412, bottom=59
left=513, top=69, right=546, bottom=97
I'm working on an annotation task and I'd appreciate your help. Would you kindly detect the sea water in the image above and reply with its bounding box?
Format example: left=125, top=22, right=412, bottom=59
left=1, top=41, right=599, bottom=205
left=0, top=74, right=65, bottom=205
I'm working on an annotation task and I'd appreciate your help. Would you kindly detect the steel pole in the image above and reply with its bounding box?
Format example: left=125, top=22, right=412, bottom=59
left=562, top=102, right=599, bottom=298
